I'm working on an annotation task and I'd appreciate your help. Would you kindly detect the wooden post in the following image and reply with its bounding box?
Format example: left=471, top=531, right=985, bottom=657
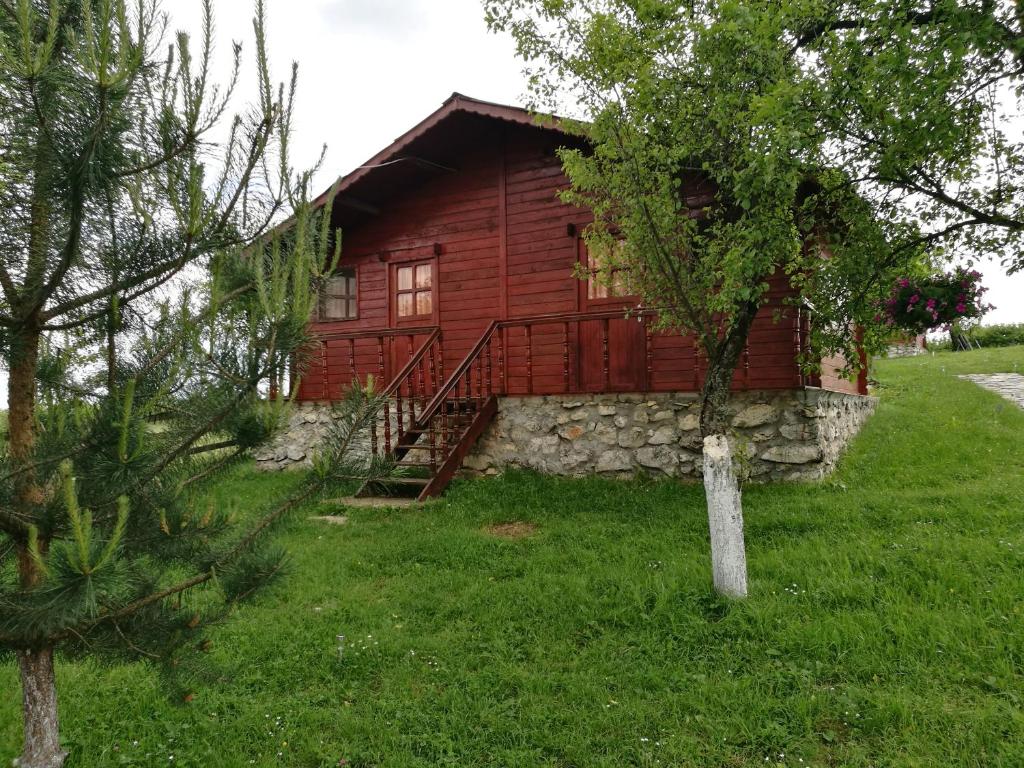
left=525, top=325, right=533, bottom=395
left=563, top=321, right=570, bottom=393
left=793, top=307, right=804, bottom=387
left=349, top=338, right=357, bottom=389
left=476, top=354, right=484, bottom=404
left=498, top=327, right=506, bottom=395
left=437, top=335, right=446, bottom=390
left=601, top=317, right=610, bottom=390
left=485, top=336, right=493, bottom=396
left=417, top=355, right=427, bottom=415
left=644, top=317, right=653, bottom=392
left=321, top=341, right=328, bottom=401
left=377, top=337, right=386, bottom=389
left=429, top=415, right=437, bottom=472
left=395, top=382, right=404, bottom=439
left=427, top=342, right=437, bottom=395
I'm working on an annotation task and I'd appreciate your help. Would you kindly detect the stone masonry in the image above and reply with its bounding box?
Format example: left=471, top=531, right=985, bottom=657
left=256, top=389, right=876, bottom=482
left=464, top=390, right=876, bottom=482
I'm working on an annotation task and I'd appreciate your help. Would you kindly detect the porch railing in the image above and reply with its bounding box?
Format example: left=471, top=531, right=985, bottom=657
left=311, top=325, right=438, bottom=401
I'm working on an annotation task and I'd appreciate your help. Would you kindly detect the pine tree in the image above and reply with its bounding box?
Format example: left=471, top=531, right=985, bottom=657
left=0, top=3, right=380, bottom=766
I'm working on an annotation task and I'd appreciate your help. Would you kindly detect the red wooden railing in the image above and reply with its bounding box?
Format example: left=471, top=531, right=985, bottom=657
left=374, top=328, right=444, bottom=457
left=356, top=307, right=824, bottom=499
left=311, top=325, right=437, bottom=401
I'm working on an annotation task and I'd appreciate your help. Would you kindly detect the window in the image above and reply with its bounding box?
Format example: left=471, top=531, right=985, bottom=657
left=586, top=240, right=633, bottom=301
left=320, top=268, right=358, bottom=320
left=395, top=261, right=433, bottom=319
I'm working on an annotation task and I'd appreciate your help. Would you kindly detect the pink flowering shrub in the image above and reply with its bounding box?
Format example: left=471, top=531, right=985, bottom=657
left=879, top=267, right=993, bottom=332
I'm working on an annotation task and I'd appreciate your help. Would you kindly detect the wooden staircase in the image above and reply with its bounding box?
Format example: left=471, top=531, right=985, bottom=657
left=356, top=323, right=502, bottom=502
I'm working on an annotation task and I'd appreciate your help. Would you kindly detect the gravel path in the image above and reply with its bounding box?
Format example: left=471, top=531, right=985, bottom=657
left=959, top=373, right=1024, bottom=409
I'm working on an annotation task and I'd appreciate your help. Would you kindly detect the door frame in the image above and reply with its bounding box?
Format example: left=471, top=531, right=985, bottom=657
left=387, top=254, right=440, bottom=329
left=575, top=237, right=648, bottom=392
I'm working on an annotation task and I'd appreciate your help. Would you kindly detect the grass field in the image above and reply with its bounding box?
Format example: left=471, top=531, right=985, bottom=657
left=2, top=347, right=1023, bottom=767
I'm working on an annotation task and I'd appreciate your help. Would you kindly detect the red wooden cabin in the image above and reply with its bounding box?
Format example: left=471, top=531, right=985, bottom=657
left=294, top=94, right=863, bottom=498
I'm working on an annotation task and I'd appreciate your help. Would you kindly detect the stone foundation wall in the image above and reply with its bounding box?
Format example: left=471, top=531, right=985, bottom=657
left=254, top=389, right=876, bottom=481
left=252, top=404, right=381, bottom=472
left=464, top=389, right=876, bottom=482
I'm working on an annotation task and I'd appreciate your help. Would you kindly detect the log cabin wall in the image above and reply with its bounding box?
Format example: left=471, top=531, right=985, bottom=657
left=296, top=115, right=853, bottom=402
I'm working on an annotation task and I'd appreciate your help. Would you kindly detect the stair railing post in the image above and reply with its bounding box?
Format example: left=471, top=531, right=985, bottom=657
left=395, top=379, right=404, bottom=440
left=426, top=340, right=437, bottom=399
left=383, top=398, right=393, bottom=453
left=440, top=391, right=449, bottom=458
left=429, top=416, right=438, bottom=473
left=417, top=354, right=427, bottom=418
left=485, top=336, right=493, bottom=397
left=497, top=326, right=506, bottom=395
left=476, top=352, right=484, bottom=406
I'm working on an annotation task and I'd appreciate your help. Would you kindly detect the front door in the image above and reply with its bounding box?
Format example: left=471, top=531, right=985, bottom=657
left=577, top=239, right=647, bottom=392
left=388, top=258, right=438, bottom=388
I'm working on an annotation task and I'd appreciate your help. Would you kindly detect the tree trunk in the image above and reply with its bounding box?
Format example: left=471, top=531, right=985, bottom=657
left=17, top=647, right=67, bottom=768
left=8, top=326, right=66, bottom=764
left=701, top=434, right=748, bottom=597
left=8, top=325, right=42, bottom=518
left=697, top=304, right=757, bottom=598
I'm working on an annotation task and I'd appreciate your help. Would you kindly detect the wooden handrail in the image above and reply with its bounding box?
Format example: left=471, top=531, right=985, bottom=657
left=419, top=321, right=500, bottom=418
left=496, top=307, right=657, bottom=329
left=380, top=327, right=442, bottom=397
left=417, top=307, right=660, bottom=425
left=315, top=325, right=438, bottom=343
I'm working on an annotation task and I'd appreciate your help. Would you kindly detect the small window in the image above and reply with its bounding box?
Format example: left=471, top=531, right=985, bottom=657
left=320, top=268, right=358, bottom=320
left=586, top=240, right=633, bottom=300
left=395, top=261, right=433, bottom=319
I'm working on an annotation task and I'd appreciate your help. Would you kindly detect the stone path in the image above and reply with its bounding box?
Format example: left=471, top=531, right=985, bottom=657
left=959, top=373, right=1024, bottom=409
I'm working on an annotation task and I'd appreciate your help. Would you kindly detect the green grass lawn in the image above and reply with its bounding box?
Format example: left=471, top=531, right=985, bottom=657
left=3, top=347, right=1023, bottom=767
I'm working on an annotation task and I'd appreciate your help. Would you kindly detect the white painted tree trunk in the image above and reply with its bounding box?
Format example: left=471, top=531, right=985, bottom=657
left=17, top=647, right=67, bottom=768
left=702, top=434, right=748, bottom=598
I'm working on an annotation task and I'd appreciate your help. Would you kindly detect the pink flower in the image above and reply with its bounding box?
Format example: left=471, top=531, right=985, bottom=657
left=909, top=294, right=920, bottom=304
left=925, top=298, right=937, bottom=310
left=956, top=303, right=966, bottom=313
left=898, top=278, right=910, bottom=288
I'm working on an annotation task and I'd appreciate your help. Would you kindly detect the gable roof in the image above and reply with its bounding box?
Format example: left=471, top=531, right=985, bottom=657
left=295, top=93, right=569, bottom=232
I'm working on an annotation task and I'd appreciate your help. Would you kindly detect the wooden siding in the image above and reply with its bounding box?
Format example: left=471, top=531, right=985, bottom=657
left=297, top=123, right=853, bottom=402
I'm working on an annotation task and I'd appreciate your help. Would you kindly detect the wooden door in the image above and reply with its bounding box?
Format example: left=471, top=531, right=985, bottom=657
left=388, top=258, right=437, bottom=391
left=577, top=240, right=647, bottom=392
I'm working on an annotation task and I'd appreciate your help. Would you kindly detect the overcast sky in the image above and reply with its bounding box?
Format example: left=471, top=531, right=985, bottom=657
left=167, top=0, right=1023, bottom=324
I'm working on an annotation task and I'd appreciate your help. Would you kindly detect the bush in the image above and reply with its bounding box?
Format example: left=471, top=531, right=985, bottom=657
left=967, top=323, right=1024, bottom=348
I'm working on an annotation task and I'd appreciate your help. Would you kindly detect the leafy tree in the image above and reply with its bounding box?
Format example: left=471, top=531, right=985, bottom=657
left=792, top=0, right=1024, bottom=273
left=0, top=2, right=384, bottom=766
left=485, top=0, right=919, bottom=597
